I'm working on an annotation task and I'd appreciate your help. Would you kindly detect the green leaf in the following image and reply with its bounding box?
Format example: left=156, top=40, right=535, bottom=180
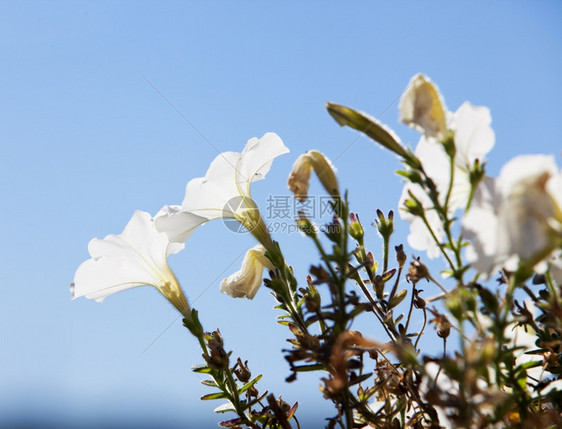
left=518, top=360, right=542, bottom=371
left=389, top=289, right=408, bottom=309
left=201, top=379, right=218, bottom=387
left=349, top=372, right=372, bottom=386
left=192, top=365, right=212, bottom=374
left=214, top=402, right=235, bottom=414
left=238, top=374, right=263, bottom=394
left=292, top=363, right=325, bottom=372
left=201, top=392, right=229, bottom=401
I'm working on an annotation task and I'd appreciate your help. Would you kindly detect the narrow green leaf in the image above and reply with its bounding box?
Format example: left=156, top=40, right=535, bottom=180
left=292, top=363, right=325, bottom=372
left=238, top=374, right=263, bottom=394
left=192, top=365, right=212, bottom=374
left=349, top=372, right=373, bottom=386
left=389, top=289, right=408, bottom=309
left=201, top=392, right=228, bottom=401
left=214, top=402, right=235, bottom=414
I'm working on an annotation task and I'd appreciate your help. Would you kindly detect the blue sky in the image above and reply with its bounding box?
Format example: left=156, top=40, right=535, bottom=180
left=1, top=1, right=561, bottom=427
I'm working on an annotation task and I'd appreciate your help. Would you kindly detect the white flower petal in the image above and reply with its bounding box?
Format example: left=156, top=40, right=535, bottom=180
left=399, top=73, right=448, bottom=139
left=496, top=155, right=560, bottom=262
left=237, top=132, right=290, bottom=196
left=159, top=133, right=288, bottom=246
left=497, top=154, right=558, bottom=197
left=464, top=155, right=562, bottom=277
left=182, top=151, right=243, bottom=219
left=72, top=211, right=190, bottom=316
left=449, top=102, right=495, bottom=169
left=154, top=205, right=207, bottom=244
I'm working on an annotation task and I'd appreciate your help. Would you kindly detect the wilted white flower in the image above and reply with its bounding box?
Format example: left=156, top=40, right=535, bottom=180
left=288, top=150, right=338, bottom=202
left=156, top=133, right=289, bottom=250
left=71, top=210, right=190, bottom=317
left=463, top=154, right=562, bottom=276
left=220, top=244, right=274, bottom=299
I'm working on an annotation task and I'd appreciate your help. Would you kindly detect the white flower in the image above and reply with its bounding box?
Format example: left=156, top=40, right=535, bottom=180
left=399, top=73, right=448, bottom=139
left=288, top=150, right=338, bottom=202
left=156, top=133, right=289, bottom=249
left=70, top=210, right=191, bottom=317
left=463, top=154, right=562, bottom=277
left=399, top=101, right=495, bottom=258
left=220, top=244, right=274, bottom=299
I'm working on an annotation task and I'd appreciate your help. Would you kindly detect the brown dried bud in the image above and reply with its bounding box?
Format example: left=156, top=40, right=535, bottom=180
left=204, top=330, right=229, bottom=370
left=395, top=244, right=407, bottom=268
left=407, top=256, right=430, bottom=284
left=429, top=313, right=451, bottom=339
left=234, top=358, right=251, bottom=383
left=304, top=294, right=320, bottom=313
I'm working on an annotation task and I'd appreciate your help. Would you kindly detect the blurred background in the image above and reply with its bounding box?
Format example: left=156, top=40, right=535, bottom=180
left=0, top=1, right=561, bottom=427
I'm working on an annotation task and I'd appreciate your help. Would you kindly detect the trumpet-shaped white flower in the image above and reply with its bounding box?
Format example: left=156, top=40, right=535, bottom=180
left=70, top=210, right=191, bottom=317
left=220, top=244, right=274, bottom=299
left=463, top=154, right=562, bottom=276
left=156, top=133, right=289, bottom=249
left=288, top=150, right=338, bottom=202
left=399, top=101, right=495, bottom=258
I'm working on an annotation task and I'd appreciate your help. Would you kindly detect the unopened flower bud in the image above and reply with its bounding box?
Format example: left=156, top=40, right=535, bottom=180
left=288, top=150, right=339, bottom=202
left=407, top=256, right=430, bottom=284
left=204, top=330, right=229, bottom=370
left=435, top=315, right=451, bottom=339
left=234, top=358, right=251, bottom=383
left=373, top=275, right=385, bottom=300
left=326, top=103, right=408, bottom=158
left=296, top=212, right=317, bottom=237
left=399, top=73, right=447, bottom=140
left=375, top=209, right=394, bottom=239
left=349, top=213, right=364, bottom=241
left=403, top=191, right=425, bottom=217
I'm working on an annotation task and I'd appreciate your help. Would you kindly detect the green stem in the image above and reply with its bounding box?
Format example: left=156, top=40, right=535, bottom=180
left=382, top=233, right=390, bottom=274
left=419, top=212, right=456, bottom=270
left=404, top=283, right=416, bottom=335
